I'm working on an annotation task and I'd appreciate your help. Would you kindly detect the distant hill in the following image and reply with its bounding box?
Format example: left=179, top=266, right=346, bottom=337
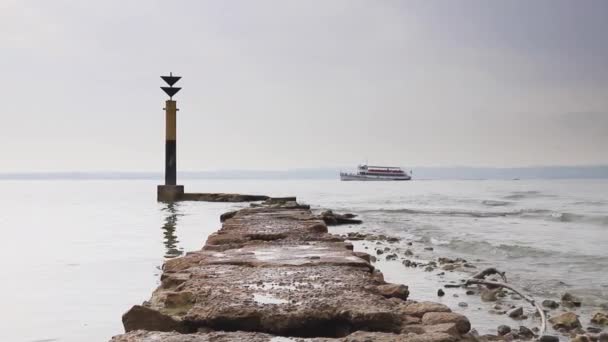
left=1, top=166, right=607, bottom=180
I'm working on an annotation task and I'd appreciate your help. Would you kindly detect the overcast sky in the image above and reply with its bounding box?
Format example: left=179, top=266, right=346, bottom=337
left=2, top=0, right=607, bottom=171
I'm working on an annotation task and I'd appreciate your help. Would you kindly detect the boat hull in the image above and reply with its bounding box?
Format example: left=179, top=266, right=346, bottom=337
left=340, top=174, right=411, bottom=181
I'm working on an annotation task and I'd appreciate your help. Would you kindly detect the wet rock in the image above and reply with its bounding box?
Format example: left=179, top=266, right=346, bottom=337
left=122, top=305, right=188, bottom=333
left=465, top=290, right=476, bottom=295
left=571, top=335, right=591, bottom=342
left=377, top=283, right=409, bottom=300
left=588, top=326, right=602, bottom=333
left=538, top=335, right=559, bottom=342
left=488, top=309, right=506, bottom=315
left=549, top=311, right=582, bottom=331
left=346, top=232, right=369, bottom=240
left=376, top=249, right=384, bottom=255
left=591, top=312, right=608, bottom=326
left=403, top=259, right=418, bottom=267
left=438, top=257, right=456, bottom=264
left=220, top=210, right=238, bottom=222
left=599, top=332, right=608, bottom=342
left=352, top=251, right=372, bottom=263
left=319, top=210, right=363, bottom=226
left=385, top=253, right=398, bottom=261
left=404, top=249, right=414, bottom=256
left=542, top=299, right=559, bottom=309
left=507, top=306, right=524, bottom=318
left=442, top=264, right=457, bottom=271
left=518, top=326, right=535, bottom=339
left=497, top=325, right=511, bottom=336
left=437, top=289, right=445, bottom=297
left=421, top=312, right=471, bottom=334
left=424, top=247, right=434, bottom=251
left=458, top=302, right=468, bottom=308
left=562, top=292, right=583, bottom=308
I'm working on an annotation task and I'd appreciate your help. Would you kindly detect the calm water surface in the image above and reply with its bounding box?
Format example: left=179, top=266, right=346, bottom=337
left=1, top=179, right=606, bottom=341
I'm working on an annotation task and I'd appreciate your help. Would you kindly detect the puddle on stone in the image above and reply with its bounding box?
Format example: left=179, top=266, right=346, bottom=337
left=253, top=293, right=288, bottom=304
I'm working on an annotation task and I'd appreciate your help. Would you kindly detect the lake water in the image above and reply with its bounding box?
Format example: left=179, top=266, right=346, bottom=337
left=1, top=179, right=606, bottom=341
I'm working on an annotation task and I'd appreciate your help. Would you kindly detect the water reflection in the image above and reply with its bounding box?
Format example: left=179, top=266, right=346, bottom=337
left=161, top=203, right=184, bottom=258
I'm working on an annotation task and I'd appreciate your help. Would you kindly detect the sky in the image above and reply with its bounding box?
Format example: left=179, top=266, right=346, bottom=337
left=1, top=0, right=607, bottom=172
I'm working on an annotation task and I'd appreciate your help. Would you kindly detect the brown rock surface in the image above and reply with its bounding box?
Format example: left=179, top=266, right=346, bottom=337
left=116, top=202, right=472, bottom=341
left=549, top=311, right=582, bottom=331
left=591, top=312, right=608, bottom=325
left=421, top=312, right=471, bottom=334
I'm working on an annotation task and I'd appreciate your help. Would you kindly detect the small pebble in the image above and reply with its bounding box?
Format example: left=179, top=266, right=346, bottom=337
left=458, top=302, right=468, bottom=307
left=437, top=289, right=445, bottom=297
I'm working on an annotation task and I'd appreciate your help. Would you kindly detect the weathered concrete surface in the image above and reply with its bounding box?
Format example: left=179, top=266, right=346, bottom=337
left=116, top=203, right=471, bottom=341
left=179, top=193, right=270, bottom=202
left=111, top=330, right=460, bottom=342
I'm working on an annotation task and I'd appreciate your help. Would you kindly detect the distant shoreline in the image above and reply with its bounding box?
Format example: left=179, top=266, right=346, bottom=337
left=1, top=165, right=608, bottom=180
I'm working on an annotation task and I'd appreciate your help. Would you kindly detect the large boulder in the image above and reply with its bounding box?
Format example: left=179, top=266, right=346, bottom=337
left=421, top=312, right=471, bottom=334
left=549, top=312, right=581, bottom=331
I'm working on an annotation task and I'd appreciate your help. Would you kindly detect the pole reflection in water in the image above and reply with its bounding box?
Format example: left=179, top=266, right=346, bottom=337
left=161, top=203, right=184, bottom=258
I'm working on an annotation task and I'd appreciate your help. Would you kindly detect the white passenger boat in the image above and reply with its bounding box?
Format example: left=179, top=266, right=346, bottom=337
left=340, top=165, right=412, bottom=181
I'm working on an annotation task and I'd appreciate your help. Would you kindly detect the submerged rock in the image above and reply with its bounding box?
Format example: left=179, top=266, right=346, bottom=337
left=562, top=292, right=583, bottom=308
left=542, top=299, right=559, bottom=309
left=549, top=311, right=582, bottom=331
left=481, top=288, right=499, bottom=302
left=539, top=335, right=560, bottom=342
left=437, top=289, right=445, bottom=297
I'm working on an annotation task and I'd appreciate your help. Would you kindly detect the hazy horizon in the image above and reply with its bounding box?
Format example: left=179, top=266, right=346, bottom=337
left=2, top=164, right=608, bottom=180
left=3, top=0, right=607, bottom=172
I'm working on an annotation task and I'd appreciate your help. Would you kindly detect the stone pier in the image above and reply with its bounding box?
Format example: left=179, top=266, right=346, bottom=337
left=111, top=200, right=472, bottom=341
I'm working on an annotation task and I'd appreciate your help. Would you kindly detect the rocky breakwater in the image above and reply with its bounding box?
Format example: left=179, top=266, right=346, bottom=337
left=112, top=201, right=474, bottom=341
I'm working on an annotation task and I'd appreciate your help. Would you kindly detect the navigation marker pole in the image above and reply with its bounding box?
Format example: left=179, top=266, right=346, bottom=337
left=157, top=73, right=184, bottom=202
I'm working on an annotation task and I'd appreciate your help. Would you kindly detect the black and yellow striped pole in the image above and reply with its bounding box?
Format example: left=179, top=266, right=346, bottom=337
left=157, top=73, right=184, bottom=201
